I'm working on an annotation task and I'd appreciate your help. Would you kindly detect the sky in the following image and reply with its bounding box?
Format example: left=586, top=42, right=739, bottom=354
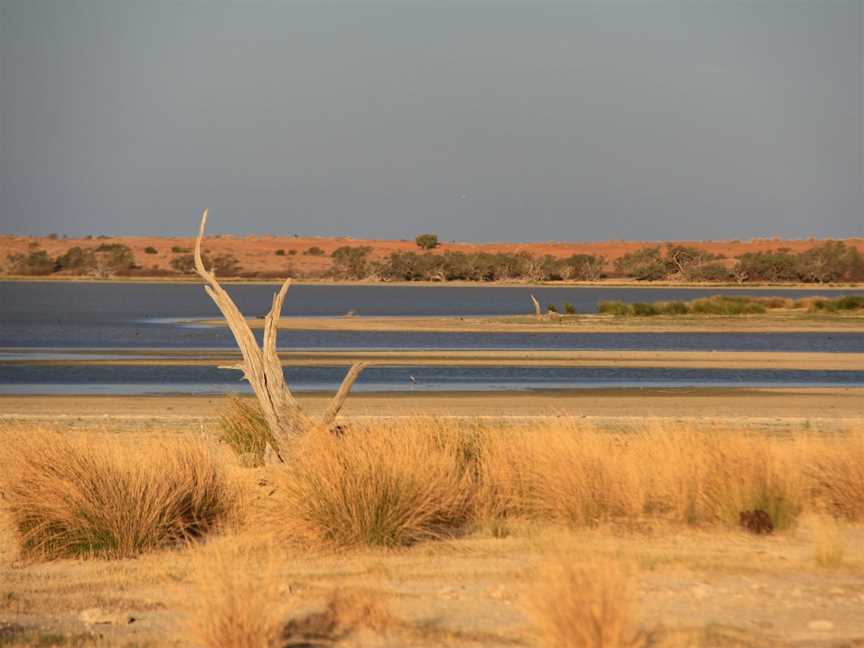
left=0, top=0, right=861, bottom=242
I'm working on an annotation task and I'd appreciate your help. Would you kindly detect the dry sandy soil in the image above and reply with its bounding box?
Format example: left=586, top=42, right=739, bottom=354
left=1, top=392, right=864, bottom=646
left=200, top=312, right=864, bottom=333
left=3, top=232, right=863, bottom=279
left=2, top=386, right=863, bottom=433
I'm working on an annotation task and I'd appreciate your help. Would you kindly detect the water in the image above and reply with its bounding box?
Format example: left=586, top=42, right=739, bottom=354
left=2, top=281, right=863, bottom=351
left=1, top=281, right=862, bottom=394
left=1, top=364, right=862, bottom=395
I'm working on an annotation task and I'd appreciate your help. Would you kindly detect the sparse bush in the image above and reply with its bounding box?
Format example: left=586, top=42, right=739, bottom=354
left=614, top=247, right=673, bottom=281
left=810, top=295, right=864, bottom=312
left=685, top=263, right=731, bottom=282
left=304, top=246, right=325, bottom=256
left=415, top=233, right=439, bottom=250
left=288, top=249, right=297, bottom=256
left=547, top=304, right=558, bottom=314
left=656, top=301, right=688, bottom=315
left=631, top=302, right=659, bottom=316
left=690, top=296, right=765, bottom=315
left=563, top=302, right=577, bottom=314
left=330, top=245, right=373, bottom=279
left=145, top=246, right=158, bottom=254
left=0, top=431, right=234, bottom=560
left=6, top=250, right=55, bottom=275
left=562, top=254, right=605, bottom=281
left=275, top=249, right=285, bottom=256
left=171, top=254, right=196, bottom=273
left=172, top=245, right=191, bottom=253
left=597, top=301, right=633, bottom=316
left=55, top=246, right=96, bottom=273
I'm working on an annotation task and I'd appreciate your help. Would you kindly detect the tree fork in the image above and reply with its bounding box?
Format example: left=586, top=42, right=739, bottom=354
left=194, top=209, right=367, bottom=454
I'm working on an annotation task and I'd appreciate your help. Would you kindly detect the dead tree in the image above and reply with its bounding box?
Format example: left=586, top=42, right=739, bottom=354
left=194, top=209, right=367, bottom=453
left=530, top=294, right=542, bottom=320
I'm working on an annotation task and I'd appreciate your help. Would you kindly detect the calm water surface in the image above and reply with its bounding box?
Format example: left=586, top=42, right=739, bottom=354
left=2, top=282, right=862, bottom=393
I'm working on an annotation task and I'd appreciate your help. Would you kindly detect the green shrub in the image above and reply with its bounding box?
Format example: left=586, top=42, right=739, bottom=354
left=657, top=301, right=689, bottom=315
left=810, top=296, right=864, bottom=312
left=563, top=302, right=577, bottom=315
left=6, top=250, right=55, bottom=275
left=415, top=234, right=439, bottom=250
left=597, top=301, right=633, bottom=316
left=171, top=245, right=191, bottom=253
left=144, top=246, right=158, bottom=254
left=631, top=302, right=659, bottom=316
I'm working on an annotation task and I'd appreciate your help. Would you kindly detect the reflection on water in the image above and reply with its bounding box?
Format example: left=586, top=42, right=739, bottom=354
left=1, top=364, right=862, bottom=395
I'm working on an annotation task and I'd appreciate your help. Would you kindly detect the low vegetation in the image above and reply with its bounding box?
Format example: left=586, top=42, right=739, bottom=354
left=4, top=238, right=863, bottom=283
left=0, top=431, right=234, bottom=559
left=260, top=421, right=475, bottom=548
left=598, top=294, right=864, bottom=317
left=218, top=396, right=278, bottom=466
left=525, top=559, right=644, bottom=648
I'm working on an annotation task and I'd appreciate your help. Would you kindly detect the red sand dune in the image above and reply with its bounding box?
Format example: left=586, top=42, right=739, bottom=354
left=1, top=233, right=862, bottom=278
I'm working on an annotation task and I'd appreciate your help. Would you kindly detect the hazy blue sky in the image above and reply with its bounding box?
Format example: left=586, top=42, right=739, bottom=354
left=1, top=0, right=861, bottom=241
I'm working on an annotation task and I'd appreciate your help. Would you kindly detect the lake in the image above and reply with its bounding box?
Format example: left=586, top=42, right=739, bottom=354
left=1, top=281, right=862, bottom=393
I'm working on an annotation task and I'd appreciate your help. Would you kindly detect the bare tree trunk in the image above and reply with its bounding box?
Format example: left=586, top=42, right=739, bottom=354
left=530, top=294, right=542, bottom=320
left=194, top=209, right=367, bottom=450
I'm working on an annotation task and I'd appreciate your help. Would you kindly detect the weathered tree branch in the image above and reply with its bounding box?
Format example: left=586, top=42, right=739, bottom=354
left=194, top=209, right=367, bottom=451
left=322, top=361, right=370, bottom=427
left=530, top=294, right=542, bottom=320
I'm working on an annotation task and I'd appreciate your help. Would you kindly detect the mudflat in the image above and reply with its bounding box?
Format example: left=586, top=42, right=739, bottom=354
left=2, top=387, right=862, bottom=425
left=200, top=312, right=864, bottom=333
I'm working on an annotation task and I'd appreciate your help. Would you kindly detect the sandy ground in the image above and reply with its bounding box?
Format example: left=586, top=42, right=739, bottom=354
left=2, top=388, right=863, bottom=435
left=1, top=500, right=863, bottom=646
left=2, top=393, right=864, bottom=645
left=204, top=313, right=864, bottom=334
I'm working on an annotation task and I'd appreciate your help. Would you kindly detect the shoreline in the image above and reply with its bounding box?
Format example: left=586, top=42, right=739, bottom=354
left=2, top=275, right=864, bottom=290
left=194, top=313, right=864, bottom=333
left=3, top=349, right=863, bottom=370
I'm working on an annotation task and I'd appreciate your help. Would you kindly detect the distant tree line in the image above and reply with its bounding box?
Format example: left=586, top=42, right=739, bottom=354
left=4, top=239, right=863, bottom=284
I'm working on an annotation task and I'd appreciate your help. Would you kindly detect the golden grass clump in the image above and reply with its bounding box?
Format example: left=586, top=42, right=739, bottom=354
left=219, top=395, right=278, bottom=466
left=803, top=433, right=864, bottom=521
left=475, top=422, right=805, bottom=530
left=478, top=425, right=643, bottom=526
left=261, top=419, right=475, bottom=548
left=525, top=558, right=645, bottom=648
left=0, top=431, right=235, bottom=560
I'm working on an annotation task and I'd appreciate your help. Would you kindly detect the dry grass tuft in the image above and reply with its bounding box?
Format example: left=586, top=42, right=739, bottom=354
left=525, top=558, right=645, bottom=648
left=0, top=431, right=235, bottom=560
left=186, top=544, right=287, bottom=648
left=806, top=515, right=846, bottom=568
left=219, top=395, right=278, bottom=466
left=260, top=419, right=475, bottom=548
left=804, top=433, right=864, bottom=521
left=475, top=422, right=805, bottom=530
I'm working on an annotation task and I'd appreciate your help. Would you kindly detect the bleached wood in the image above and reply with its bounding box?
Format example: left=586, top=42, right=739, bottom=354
left=530, top=294, right=542, bottom=320
left=194, top=209, right=367, bottom=450
left=321, top=362, right=369, bottom=427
